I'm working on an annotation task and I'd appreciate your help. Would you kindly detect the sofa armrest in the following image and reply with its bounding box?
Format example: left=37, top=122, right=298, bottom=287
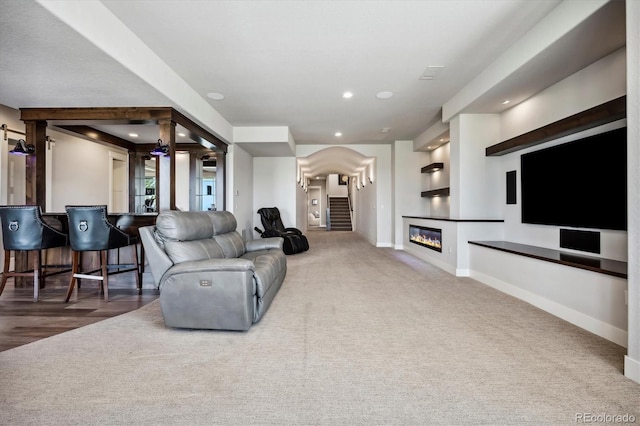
left=158, top=257, right=256, bottom=331
left=139, top=225, right=173, bottom=287
left=246, top=237, right=284, bottom=252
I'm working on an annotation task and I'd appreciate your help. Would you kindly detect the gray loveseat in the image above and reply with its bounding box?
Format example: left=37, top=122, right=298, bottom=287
left=139, top=210, right=286, bottom=331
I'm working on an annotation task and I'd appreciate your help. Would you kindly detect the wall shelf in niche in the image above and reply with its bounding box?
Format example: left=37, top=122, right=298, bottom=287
left=421, top=162, right=444, bottom=173
left=421, top=187, right=450, bottom=198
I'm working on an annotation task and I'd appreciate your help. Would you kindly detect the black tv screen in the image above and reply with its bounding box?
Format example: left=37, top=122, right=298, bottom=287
left=520, top=126, right=627, bottom=231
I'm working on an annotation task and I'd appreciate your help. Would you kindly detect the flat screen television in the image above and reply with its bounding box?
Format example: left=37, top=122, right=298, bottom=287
left=520, top=126, right=627, bottom=231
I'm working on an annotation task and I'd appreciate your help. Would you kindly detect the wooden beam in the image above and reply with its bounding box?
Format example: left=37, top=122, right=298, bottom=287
left=485, top=96, right=626, bottom=156
left=24, top=120, right=47, bottom=209
left=20, top=107, right=173, bottom=123
left=55, top=125, right=137, bottom=151
left=171, top=109, right=228, bottom=152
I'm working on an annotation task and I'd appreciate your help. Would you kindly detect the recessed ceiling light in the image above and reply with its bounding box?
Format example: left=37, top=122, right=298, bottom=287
left=376, top=91, right=393, bottom=100
left=334, top=132, right=342, bottom=137
left=178, top=132, right=186, bottom=137
left=502, top=100, right=510, bottom=105
left=207, top=92, right=225, bottom=101
left=128, top=133, right=138, bottom=138
left=380, top=127, right=391, bottom=134
left=342, top=91, right=353, bottom=99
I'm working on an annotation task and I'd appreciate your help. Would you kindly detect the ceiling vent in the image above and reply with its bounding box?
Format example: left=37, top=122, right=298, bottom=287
left=420, top=65, right=445, bottom=80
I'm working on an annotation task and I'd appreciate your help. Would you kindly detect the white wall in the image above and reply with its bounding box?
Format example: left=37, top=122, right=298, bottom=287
left=499, top=50, right=628, bottom=261
left=393, top=140, right=430, bottom=248
left=354, top=179, right=376, bottom=246
left=326, top=174, right=348, bottom=197
left=253, top=156, right=297, bottom=238
left=49, top=130, right=128, bottom=212
left=175, top=152, right=190, bottom=211
left=465, top=48, right=630, bottom=346
left=450, top=114, right=501, bottom=219
left=501, top=47, right=626, bottom=140
left=228, top=144, right=254, bottom=241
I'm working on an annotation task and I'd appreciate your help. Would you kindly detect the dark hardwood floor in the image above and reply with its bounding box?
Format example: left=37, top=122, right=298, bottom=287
left=0, top=271, right=159, bottom=352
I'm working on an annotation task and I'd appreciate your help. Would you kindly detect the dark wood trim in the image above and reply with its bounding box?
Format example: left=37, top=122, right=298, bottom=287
left=18, top=106, right=227, bottom=214
left=468, top=240, right=627, bottom=279
left=56, top=125, right=137, bottom=151
left=421, top=162, right=444, bottom=173
left=24, top=120, right=47, bottom=209
left=171, top=109, right=227, bottom=152
left=485, top=96, right=626, bottom=156
left=421, top=187, right=450, bottom=198
left=20, top=107, right=174, bottom=123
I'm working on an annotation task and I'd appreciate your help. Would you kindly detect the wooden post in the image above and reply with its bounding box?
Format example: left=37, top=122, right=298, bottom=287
left=23, top=120, right=47, bottom=209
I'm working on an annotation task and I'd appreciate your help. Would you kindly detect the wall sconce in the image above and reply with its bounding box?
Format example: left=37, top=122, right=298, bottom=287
left=369, top=177, right=373, bottom=184
left=9, top=139, right=35, bottom=156
left=150, top=139, right=169, bottom=156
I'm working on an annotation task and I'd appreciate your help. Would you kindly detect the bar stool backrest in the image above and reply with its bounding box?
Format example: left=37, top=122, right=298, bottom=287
left=0, top=205, right=67, bottom=251
left=65, top=205, right=130, bottom=252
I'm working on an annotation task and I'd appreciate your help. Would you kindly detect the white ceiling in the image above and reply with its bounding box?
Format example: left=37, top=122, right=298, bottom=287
left=0, top=0, right=627, bottom=178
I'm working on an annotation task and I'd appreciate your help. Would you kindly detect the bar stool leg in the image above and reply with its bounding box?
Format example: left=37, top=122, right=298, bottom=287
left=101, top=250, right=109, bottom=302
left=33, top=251, right=40, bottom=302
left=133, top=243, right=141, bottom=294
left=65, top=251, right=80, bottom=302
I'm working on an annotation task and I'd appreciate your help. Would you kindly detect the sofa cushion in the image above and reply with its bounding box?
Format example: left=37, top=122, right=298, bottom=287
left=206, top=210, right=237, bottom=235
left=164, top=238, right=225, bottom=264
left=214, top=231, right=246, bottom=259
left=155, top=211, right=213, bottom=246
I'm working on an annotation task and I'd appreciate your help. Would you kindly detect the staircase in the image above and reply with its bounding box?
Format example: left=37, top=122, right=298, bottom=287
left=329, top=197, right=352, bottom=231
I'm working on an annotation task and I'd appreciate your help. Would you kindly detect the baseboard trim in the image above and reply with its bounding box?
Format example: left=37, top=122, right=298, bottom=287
left=625, top=356, right=640, bottom=384
left=470, top=270, right=628, bottom=347
left=455, top=268, right=470, bottom=277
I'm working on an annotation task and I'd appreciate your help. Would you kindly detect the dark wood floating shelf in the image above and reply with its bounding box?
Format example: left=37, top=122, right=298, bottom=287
left=485, top=96, right=626, bottom=156
left=468, top=240, right=627, bottom=279
left=421, top=187, right=450, bottom=198
left=403, top=216, right=503, bottom=223
left=421, top=162, right=444, bottom=173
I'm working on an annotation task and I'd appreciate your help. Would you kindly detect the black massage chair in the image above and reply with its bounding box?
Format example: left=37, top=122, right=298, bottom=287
left=255, top=207, right=309, bottom=255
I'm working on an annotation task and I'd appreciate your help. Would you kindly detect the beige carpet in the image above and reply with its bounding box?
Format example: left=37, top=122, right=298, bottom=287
left=1, top=230, right=638, bottom=425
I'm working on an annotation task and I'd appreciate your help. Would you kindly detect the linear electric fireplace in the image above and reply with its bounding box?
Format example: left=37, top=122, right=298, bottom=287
left=409, top=224, right=442, bottom=252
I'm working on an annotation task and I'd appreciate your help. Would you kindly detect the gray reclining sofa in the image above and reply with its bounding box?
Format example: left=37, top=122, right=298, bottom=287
left=139, top=210, right=286, bottom=331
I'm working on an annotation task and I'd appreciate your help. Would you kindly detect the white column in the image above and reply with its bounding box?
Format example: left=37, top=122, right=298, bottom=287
left=449, top=114, right=501, bottom=219
left=625, top=0, right=640, bottom=385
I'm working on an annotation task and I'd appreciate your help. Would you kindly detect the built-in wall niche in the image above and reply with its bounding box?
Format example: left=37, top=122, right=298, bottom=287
left=421, top=162, right=449, bottom=198
left=409, top=224, right=442, bottom=252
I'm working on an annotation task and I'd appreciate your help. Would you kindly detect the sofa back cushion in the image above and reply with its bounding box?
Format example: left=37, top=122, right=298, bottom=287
left=164, top=238, right=225, bottom=264
left=214, top=232, right=246, bottom=258
left=207, top=210, right=237, bottom=235
left=155, top=211, right=213, bottom=247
